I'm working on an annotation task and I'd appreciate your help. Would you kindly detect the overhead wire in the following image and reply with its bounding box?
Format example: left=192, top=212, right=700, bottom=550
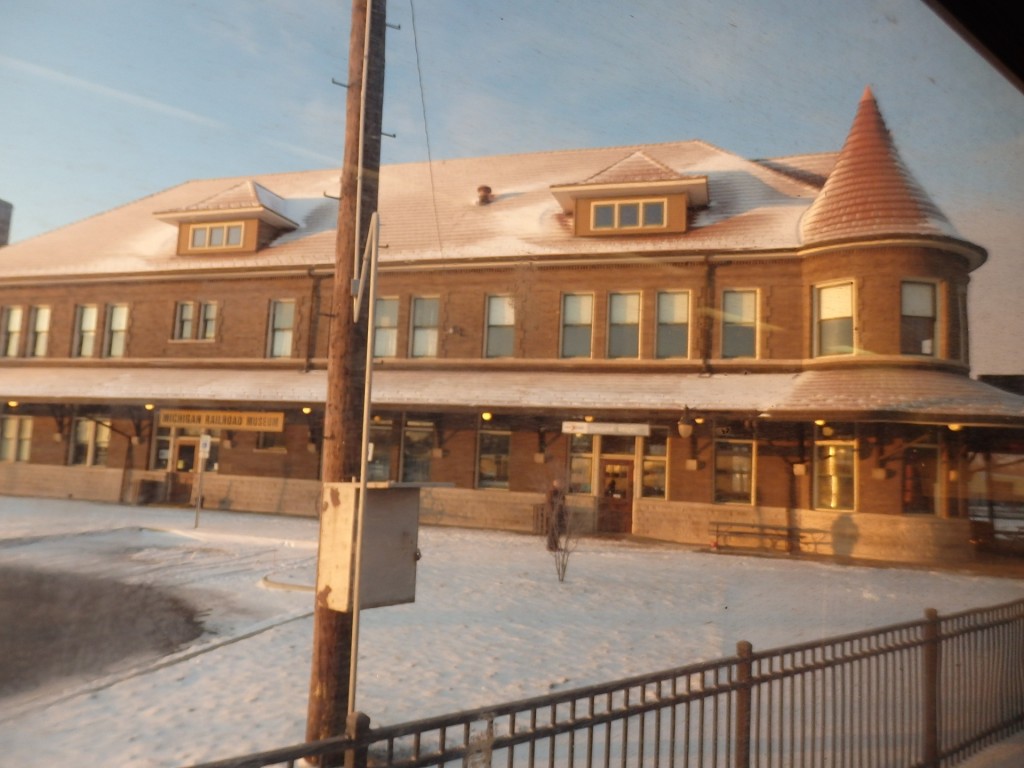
left=408, top=0, right=445, bottom=255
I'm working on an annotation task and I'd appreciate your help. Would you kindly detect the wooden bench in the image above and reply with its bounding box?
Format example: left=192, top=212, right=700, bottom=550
left=711, top=521, right=798, bottom=554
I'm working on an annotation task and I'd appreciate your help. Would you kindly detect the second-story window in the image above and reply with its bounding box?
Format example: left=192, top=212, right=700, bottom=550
left=27, top=306, right=51, bottom=357
left=901, top=281, right=936, bottom=356
left=410, top=297, right=439, bottom=358
left=722, top=290, right=757, bottom=358
left=104, top=304, right=129, bottom=358
left=173, top=301, right=218, bottom=341
left=267, top=300, right=295, bottom=358
left=485, top=295, right=514, bottom=358
left=174, top=302, right=194, bottom=339
left=1, top=305, right=23, bottom=357
left=814, top=282, right=854, bottom=356
left=73, top=305, right=99, bottom=357
left=561, top=293, right=593, bottom=358
left=373, top=298, right=398, bottom=357
left=608, top=292, right=640, bottom=358
left=656, top=291, right=689, bottom=359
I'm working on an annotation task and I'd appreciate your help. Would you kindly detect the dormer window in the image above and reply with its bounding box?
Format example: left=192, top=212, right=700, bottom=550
left=592, top=199, right=666, bottom=231
left=189, top=222, right=245, bottom=251
left=550, top=150, right=707, bottom=238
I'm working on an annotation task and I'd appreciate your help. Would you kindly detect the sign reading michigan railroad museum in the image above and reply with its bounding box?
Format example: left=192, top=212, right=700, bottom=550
left=158, top=409, right=285, bottom=432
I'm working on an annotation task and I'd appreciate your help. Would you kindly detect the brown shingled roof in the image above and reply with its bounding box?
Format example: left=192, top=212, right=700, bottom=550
left=800, top=87, right=958, bottom=247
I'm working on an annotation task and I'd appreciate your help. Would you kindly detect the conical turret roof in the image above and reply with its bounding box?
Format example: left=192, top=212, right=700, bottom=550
left=800, top=87, right=957, bottom=246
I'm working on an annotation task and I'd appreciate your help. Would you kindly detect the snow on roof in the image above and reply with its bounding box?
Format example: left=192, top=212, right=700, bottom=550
left=3, top=366, right=1019, bottom=423
left=0, top=140, right=825, bottom=280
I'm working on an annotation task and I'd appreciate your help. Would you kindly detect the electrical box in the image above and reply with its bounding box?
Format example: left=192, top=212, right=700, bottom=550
left=316, top=482, right=421, bottom=612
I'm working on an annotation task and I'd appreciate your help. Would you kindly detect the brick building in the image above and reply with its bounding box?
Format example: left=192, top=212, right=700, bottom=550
left=1, top=89, right=1021, bottom=564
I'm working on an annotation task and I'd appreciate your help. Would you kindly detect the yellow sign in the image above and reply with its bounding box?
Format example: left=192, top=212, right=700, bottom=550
left=158, top=409, right=285, bottom=432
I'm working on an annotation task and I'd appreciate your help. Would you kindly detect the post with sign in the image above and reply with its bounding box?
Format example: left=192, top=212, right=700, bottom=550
left=194, top=433, right=211, bottom=529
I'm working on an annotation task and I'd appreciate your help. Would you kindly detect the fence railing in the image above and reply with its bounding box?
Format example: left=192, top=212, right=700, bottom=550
left=186, top=598, right=1024, bottom=768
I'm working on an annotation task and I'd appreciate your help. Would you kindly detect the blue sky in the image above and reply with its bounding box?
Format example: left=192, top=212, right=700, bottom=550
left=1, top=0, right=1021, bottom=372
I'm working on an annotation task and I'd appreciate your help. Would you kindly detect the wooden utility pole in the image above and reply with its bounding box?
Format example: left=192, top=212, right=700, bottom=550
left=306, top=0, right=386, bottom=752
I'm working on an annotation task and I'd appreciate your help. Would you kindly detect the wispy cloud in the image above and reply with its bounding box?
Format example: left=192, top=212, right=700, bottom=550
left=0, top=54, right=226, bottom=129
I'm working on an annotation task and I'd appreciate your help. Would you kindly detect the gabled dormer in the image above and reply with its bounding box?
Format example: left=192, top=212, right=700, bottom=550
left=550, top=150, right=708, bottom=237
left=155, top=180, right=298, bottom=255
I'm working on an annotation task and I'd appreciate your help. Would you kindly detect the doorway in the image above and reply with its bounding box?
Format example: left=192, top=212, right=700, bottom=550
left=598, top=460, right=633, bottom=533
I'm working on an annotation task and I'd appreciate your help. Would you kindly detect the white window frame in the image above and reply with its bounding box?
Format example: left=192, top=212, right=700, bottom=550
left=71, top=417, right=111, bottom=467
left=1, top=305, right=24, bottom=358
left=721, top=289, right=758, bottom=359
left=73, top=304, right=99, bottom=358
left=608, top=292, right=641, bottom=359
left=814, top=281, right=855, bottom=357
left=104, top=303, right=129, bottom=358
left=266, top=299, right=295, bottom=358
left=900, top=280, right=938, bottom=357
left=373, top=297, right=399, bottom=358
left=485, top=295, right=515, bottom=358
left=0, top=415, right=32, bottom=463
left=410, top=297, right=439, bottom=358
left=656, top=290, right=690, bottom=359
left=560, top=293, right=594, bottom=359
left=27, top=305, right=51, bottom=357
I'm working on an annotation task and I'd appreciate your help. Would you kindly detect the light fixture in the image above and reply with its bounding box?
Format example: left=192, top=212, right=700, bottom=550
left=677, top=420, right=694, bottom=438
left=302, top=406, right=313, bottom=415
left=814, top=419, right=827, bottom=426
left=948, top=423, right=963, bottom=432
left=583, top=414, right=594, bottom=423
left=694, top=416, right=705, bottom=425
left=144, top=403, right=155, bottom=411
left=6, top=400, right=18, bottom=408
left=481, top=411, right=493, bottom=422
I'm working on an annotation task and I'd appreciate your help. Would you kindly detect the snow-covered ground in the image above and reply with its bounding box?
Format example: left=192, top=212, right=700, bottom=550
left=1, top=497, right=1022, bottom=767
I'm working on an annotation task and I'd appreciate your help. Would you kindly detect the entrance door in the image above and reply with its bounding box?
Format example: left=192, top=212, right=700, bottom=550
left=169, top=440, right=199, bottom=504
left=598, top=460, right=634, bottom=533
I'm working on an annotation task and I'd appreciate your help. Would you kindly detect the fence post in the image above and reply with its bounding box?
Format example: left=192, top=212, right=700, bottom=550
left=345, top=710, right=371, bottom=768
left=735, top=640, right=753, bottom=768
left=922, top=608, right=940, bottom=767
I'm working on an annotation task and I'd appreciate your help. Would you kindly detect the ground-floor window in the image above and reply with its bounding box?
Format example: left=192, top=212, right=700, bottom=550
left=714, top=438, right=754, bottom=504
left=71, top=417, right=111, bottom=466
left=641, top=427, right=668, bottom=498
left=477, top=428, right=510, bottom=489
left=368, top=419, right=395, bottom=481
left=903, top=436, right=939, bottom=514
left=401, top=420, right=434, bottom=482
left=152, top=426, right=218, bottom=472
left=0, top=415, right=32, bottom=462
left=814, top=443, right=856, bottom=510
left=568, top=433, right=594, bottom=493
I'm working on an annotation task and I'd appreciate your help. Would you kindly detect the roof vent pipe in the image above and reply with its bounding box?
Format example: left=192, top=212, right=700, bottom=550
left=476, top=185, right=494, bottom=205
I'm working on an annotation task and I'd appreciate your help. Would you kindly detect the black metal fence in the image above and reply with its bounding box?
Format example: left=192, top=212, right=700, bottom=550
left=187, top=598, right=1024, bottom=768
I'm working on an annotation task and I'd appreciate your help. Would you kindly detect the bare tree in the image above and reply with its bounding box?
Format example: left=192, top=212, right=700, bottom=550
left=543, top=478, right=579, bottom=582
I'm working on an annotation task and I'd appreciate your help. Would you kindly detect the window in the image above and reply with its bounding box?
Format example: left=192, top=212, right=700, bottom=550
left=714, top=438, right=755, bottom=504
left=174, top=302, right=195, bottom=340
left=198, top=302, right=218, bottom=340
left=608, top=292, right=640, bottom=358
left=641, top=428, right=668, bottom=498
left=569, top=433, right=594, bottom=494
left=410, top=297, right=439, bottom=358
left=901, top=281, right=936, bottom=356
left=367, top=420, right=394, bottom=481
left=0, top=416, right=32, bottom=463
left=73, top=305, right=99, bottom=357
left=188, top=222, right=244, bottom=251
left=656, top=291, right=689, bottom=358
left=104, top=303, right=129, bottom=357
left=485, top=295, right=515, bottom=358
left=592, top=199, right=666, bottom=231
left=1, top=305, right=23, bottom=357
left=373, top=298, right=398, bottom=357
left=903, top=429, right=939, bottom=515
left=71, top=417, right=111, bottom=466
left=561, top=293, right=593, bottom=358
left=27, top=306, right=50, bottom=357
left=401, top=420, right=434, bottom=482
left=815, top=282, right=854, bottom=356
left=256, top=430, right=287, bottom=451
left=722, top=290, right=757, bottom=358
left=266, top=300, right=295, bottom=358
left=477, top=428, right=510, bottom=489
left=814, top=443, right=856, bottom=510
left=175, top=301, right=218, bottom=341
